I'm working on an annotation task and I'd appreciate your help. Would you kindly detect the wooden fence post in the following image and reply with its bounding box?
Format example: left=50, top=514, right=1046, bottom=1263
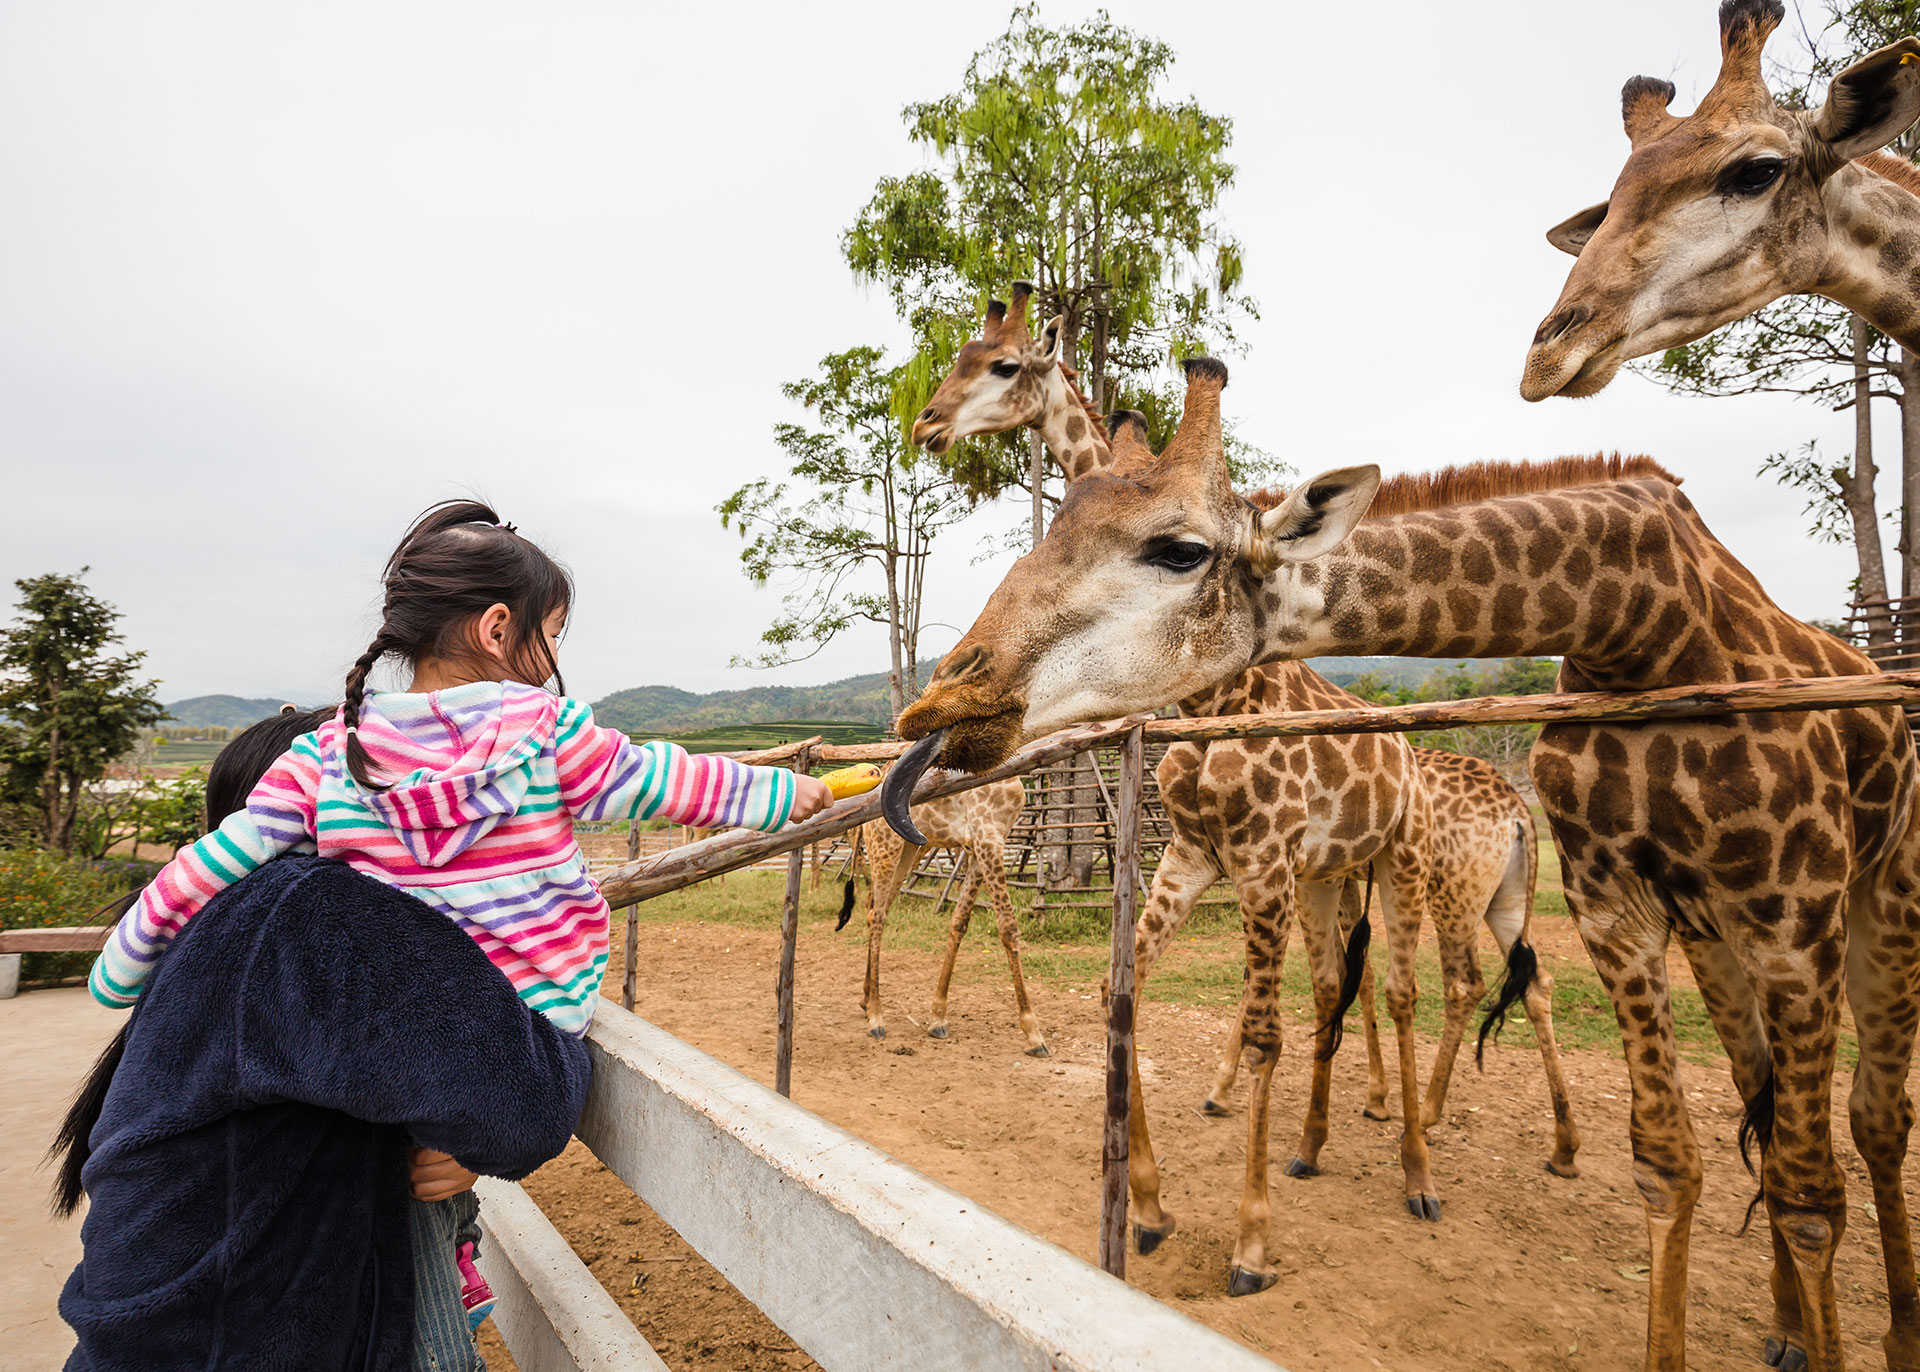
left=622, top=816, right=642, bottom=1011
left=1100, top=725, right=1145, bottom=1278
left=775, top=746, right=816, bottom=1098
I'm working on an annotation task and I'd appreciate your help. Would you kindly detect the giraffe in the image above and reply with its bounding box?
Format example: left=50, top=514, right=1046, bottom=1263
left=886, top=360, right=1920, bottom=1372
left=843, top=776, right=1044, bottom=1054
left=913, top=303, right=1581, bottom=1252
left=1522, top=0, right=1920, bottom=401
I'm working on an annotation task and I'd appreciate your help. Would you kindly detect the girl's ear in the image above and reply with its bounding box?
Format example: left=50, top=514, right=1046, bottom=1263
left=474, top=603, right=514, bottom=668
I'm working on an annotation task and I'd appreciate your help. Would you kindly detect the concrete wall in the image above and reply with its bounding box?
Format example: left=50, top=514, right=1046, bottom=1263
left=577, top=1005, right=1284, bottom=1372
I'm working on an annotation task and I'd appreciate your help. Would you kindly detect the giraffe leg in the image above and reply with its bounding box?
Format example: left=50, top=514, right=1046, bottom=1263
left=861, top=834, right=921, bottom=1041
left=1123, top=836, right=1225, bottom=1105
left=1128, top=1040, right=1177, bottom=1254
left=1574, top=899, right=1703, bottom=1372
left=1374, top=846, right=1441, bottom=1220
left=1227, top=874, right=1292, bottom=1292
left=1288, top=880, right=1346, bottom=1178
left=984, top=853, right=1047, bottom=1055
left=1678, top=933, right=1798, bottom=1362
left=1204, top=975, right=1249, bottom=1117
left=927, top=866, right=984, bottom=1041
left=1417, top=916, right=1483, bottom=1131
left=1842, top=879, right=1920, bottom=1372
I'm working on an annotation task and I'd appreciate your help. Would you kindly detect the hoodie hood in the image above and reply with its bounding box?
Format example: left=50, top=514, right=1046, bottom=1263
left=345, top=681, right=559, bottom=868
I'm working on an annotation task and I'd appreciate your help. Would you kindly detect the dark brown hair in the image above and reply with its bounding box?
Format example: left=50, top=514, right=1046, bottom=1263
left=343, top=500, right=573, bottom=789
left=50, top=703, right=337, bottom=1217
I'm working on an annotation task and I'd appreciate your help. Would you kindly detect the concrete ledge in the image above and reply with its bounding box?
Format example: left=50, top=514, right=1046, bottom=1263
left=578, top=1004, right=1282, bottom=1372
left=473, top=1177, right=668, bottom=1372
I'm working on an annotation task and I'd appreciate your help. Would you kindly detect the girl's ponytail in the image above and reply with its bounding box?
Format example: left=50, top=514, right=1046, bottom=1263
left=342, top=633, right=394, bottom=791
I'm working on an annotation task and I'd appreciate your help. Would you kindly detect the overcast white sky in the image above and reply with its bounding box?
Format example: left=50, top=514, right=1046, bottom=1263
left=0, top=1, right=1893, bottom=705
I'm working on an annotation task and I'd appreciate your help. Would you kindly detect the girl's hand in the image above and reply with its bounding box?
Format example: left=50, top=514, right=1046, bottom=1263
left=409, top=1145, right=479, bottom=1202
left=789, top=774, right=835, bottom=823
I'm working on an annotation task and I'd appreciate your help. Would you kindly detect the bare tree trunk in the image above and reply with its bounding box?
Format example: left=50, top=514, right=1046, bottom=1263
left=1901, top=348, right=1920, bottom=599
left=1848, top=316, right=1892, bottom=646
left=882, top=549, right=905, bottom=725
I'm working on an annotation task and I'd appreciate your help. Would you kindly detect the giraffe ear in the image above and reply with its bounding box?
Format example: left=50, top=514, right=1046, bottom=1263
left=1546, top=202, right=1609, bottom=257
left=1805, top=37, right=1920, bottom=174
left=1035, top=314, right=1066, bottom=363
left=1248, top=466, right=1380, bottom=576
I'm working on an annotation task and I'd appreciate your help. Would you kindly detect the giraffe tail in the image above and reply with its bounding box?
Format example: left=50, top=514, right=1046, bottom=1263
left=836, top=879, right=856, bottom=931
left=1475, top=938, right=1539, bottom=1068
left=1318, top=872, right=1374, bottom=1062
left=1737, top=1065, right=1776, bottom=1235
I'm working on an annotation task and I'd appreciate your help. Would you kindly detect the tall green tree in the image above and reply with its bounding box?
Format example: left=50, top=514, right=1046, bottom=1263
left=1634, top=1, right=1920, bottom=624
left=0, top=572, right=164, bottom=852
left=719, top=346, right=976, bottom=723
left=844, top=5, right=1259, bottom=542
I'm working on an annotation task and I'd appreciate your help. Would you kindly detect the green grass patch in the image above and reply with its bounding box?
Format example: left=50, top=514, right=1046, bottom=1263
left=651, top=720, right=888, bottom=755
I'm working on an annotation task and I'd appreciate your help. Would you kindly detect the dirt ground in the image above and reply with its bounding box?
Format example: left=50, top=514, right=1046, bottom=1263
left=476, top=897, right=1915, bottom=1372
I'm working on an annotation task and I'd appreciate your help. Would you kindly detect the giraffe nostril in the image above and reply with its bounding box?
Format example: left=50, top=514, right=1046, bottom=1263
left=1534, top=305, right=1593, bottom=347
left=919, top=407, right=938, bottom=421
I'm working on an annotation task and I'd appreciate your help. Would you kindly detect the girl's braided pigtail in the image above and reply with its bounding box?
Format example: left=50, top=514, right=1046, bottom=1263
left=342, top=634, right=391, bottom=791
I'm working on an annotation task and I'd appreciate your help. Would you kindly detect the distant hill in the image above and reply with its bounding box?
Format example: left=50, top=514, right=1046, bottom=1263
left=162, top=695, right=303, bottom=729
left=170, top=655, right=1518, bottom=741
left=1305, top=657, right=1459, bottom=690
left=589, top=661, right=942, bottom=735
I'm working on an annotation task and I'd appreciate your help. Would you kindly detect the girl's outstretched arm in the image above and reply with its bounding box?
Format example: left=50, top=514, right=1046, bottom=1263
left=88, top=735, right=322, bottom=1008
left=553, top=700, right=796, bottom=832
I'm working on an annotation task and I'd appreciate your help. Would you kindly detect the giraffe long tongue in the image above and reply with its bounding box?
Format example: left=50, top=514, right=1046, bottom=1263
left=880, top=729, right=946, bottom=846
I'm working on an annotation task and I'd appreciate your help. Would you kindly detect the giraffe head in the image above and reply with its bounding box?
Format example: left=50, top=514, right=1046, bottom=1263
left=891, top=358, right=1377, bottom=774
left=911, top=283, right=1073, bottom=448
left=1521, top=0, right=1920, bottom=400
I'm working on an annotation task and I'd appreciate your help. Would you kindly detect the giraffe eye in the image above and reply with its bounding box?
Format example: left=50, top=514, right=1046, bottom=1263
left=989, top=360, right=1021, bottom=379
left=1721, top=157, right=1784, bottom=197
left=1143, top=541, right=1211, bottom=573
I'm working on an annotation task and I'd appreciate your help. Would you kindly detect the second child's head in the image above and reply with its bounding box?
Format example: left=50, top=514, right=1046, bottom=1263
left=344, top=500, right=573, bottom=788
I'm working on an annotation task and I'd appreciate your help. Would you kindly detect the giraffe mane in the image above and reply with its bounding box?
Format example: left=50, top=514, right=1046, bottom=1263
left=1244, top=453, right=1680, bottom=518
left=1055, top=360, right=1109, bottom=444
left=1857, top=151, right=1920, bottom=199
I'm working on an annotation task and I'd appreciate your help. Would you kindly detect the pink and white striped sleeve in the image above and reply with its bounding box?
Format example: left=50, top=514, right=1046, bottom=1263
left=553, top=700, right=795, bottom=832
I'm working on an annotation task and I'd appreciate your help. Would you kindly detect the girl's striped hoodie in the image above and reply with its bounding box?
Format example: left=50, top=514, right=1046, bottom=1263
left=89, top=681, right=797, bottom=1034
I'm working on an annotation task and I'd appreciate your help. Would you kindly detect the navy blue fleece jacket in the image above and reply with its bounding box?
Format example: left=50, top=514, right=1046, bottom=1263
left=60, top=855, right=593, bottom=1371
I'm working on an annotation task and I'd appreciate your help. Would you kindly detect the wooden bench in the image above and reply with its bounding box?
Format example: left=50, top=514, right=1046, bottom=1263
left=0, top=927, right=110, bottom=998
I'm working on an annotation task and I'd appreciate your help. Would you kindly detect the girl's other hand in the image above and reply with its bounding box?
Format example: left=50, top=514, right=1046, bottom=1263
left=409, top=1145, right=479, bottom=1202
left=789, top=774, right=834, bottom=823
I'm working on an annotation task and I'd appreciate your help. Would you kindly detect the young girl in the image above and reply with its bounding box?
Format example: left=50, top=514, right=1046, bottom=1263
left=89, top=500, right=833, bottom=1371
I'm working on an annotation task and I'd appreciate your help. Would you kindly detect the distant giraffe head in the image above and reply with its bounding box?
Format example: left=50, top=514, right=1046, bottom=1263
left=1522, top=0, right=1920, bottom=400
left=893, top=357, right=1378, bottom=770
left=910, top=285, right=1111, bottom=483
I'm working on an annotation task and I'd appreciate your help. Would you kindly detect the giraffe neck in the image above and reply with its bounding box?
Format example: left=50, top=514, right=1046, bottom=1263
left=1033, top=365, right=1111, bottom=481
left=1818, top=158, right=1920, bottom=353
left=1253, top=481, right=1737, bottom=690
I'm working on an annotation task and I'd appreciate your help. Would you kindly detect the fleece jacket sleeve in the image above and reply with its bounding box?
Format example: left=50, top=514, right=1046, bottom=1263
left=552, top=698, right=795, bottom=831
left=232, top=859, right=591, bottom=1180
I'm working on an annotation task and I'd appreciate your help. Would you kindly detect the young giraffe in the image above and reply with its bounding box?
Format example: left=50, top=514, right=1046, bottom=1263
left=913, top=304, right=1581, bottom=1242
left=845, top=776, right=1044, bottom=1054
left=1524, top=0, right=1920, bottom=401
left=889, top=364, right=1920, bottom=1372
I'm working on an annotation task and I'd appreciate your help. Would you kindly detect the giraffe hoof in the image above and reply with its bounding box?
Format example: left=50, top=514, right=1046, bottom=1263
left=868, top=1025, right=887, bottom=1040
left=1133, top=1219, right=1176, bottom=1256
left=1762, top=1338, right=1811, bottom=1372
left=1362, top=1106, right=1391, bottom=1121
left=1025, top=1042, right=1051, bottom=1058
left=1200, top=1098, right=1231, bottom=1118
left=926, top=1024, right=949, bottom=1039
left=1545, top=1158, right=1580, bottom=1179
left=1283, top=1157, right=1320, bottom=1179
left=1406, top=1195, right=1442, bottom=1222
left=1226, top=1266, right=1278, bottom=1298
